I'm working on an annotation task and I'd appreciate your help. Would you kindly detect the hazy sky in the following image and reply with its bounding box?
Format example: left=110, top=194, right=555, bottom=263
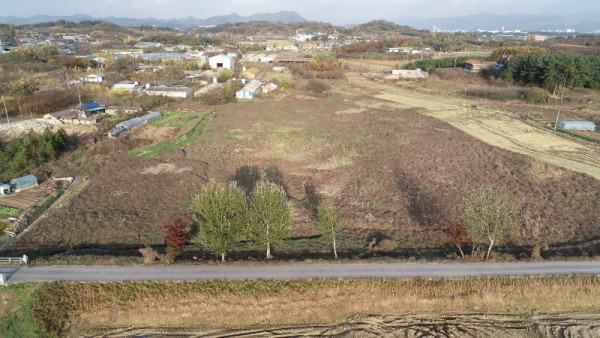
left=1, top=0, right=599, bottom=24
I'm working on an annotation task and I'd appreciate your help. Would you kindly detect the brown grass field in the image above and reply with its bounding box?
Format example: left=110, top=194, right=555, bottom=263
left=5, top=67, right=600, bottom=261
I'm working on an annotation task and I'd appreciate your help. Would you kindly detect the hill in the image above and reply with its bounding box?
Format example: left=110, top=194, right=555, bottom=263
left=0, top=11, right=306, bottom=28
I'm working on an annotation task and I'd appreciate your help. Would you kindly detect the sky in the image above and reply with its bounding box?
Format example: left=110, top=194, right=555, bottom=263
left=1, top=0, right=600, bottom=25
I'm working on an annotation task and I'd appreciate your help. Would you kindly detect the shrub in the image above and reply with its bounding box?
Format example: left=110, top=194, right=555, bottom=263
left=305, top=79, right=331, bottom=94
left=525, top=87, right=550, bottom=104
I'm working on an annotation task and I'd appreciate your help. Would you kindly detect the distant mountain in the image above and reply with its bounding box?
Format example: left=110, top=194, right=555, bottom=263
left=0, top=11, right=306, bottom=28
left=396, top=11, right=600, bottom=32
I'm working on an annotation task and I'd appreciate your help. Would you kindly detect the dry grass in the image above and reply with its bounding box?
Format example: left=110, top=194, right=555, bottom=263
left=29, top=276, right=600, bottom=336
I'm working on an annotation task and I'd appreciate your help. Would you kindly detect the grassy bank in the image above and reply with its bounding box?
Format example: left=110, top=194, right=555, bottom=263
left=24, top=276, right=600, bottom=337
left=130, top=111, right=216, bottom=156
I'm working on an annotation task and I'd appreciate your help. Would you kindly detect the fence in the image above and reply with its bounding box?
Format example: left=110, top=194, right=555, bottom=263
left=0, top=255, right=28, bottom=264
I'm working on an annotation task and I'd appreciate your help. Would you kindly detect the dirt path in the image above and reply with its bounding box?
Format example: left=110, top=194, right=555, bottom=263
left=346, top=72, right=600, bottom=180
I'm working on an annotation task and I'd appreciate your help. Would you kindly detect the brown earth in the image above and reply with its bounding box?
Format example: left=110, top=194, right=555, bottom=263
left=87, top=313, right=600, bottom=338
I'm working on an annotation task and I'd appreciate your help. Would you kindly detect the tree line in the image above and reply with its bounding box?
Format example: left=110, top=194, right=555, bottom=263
left=156, top=171, right=341, bottom=263
left=0, top=129, right=69, bottom=180
left=501, top=51, right=600, bottom=91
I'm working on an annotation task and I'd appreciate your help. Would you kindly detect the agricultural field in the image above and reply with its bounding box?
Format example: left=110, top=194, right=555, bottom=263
left=10, top=276, right=600, bottom=337
left=7, top=69, right=600, bottom=261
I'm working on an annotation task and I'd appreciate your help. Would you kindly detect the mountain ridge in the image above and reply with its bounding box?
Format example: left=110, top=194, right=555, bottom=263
left=0, top=11, right=306, bottom=27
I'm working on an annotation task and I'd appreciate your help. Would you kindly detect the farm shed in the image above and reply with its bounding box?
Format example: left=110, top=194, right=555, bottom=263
left=209, top=54, right=234, bottom=70
left=145, top=86, right=192, bottom=99
left=464, top=60, right=497, bottom=73
left=0, top=183, right=12, bottom=195
left=106, top=106, right=142, bottom=116
left=10, top=174, right=38, bottom=192
left=236, top=80, right=262, bottom=99
left=83, top=102, right=106, bottom=113
left=557, top=121, right=596, bottom=131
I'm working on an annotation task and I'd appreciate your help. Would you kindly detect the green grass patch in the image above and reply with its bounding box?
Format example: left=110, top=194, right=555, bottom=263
left=131, top=112, right=216, bottom=157
left=149, top=111, right=187, bottom=127
left=0, top=206, right=20, bottom=219
left=0, top=284, right=44, bottom=338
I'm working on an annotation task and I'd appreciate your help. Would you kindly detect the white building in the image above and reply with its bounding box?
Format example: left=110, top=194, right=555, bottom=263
left=112, top=82, right=140, bottom=92
left=236, top=80, right=262, bottom=100
left=83, top=73, right=104, bottom=83
left=209, top=54, right=234, bottom=70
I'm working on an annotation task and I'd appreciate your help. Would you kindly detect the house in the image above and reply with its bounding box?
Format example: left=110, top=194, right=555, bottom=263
left=0, top=183, right=12, bottom=195
left=209, top=54, right=234, bottom=70
left=83, top=73, right=103, bottom=83
left=145, top=86, right=192, bottom=99
left=464, top=60, right=497, bottom=73
left=236, top=80, right=262, bottom=99
left=272, top=66, right=286, bottom=73
left=106, top=106, right=142, bottom=116
left=112, top=82, right=140, bottom=92
left=10, top=174, right=38, bottom=192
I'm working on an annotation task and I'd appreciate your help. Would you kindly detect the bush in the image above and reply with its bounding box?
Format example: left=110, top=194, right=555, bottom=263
left=199, top=81, right=243, bottom=105
left=305, top=79, right=331, bottom=94
left=525, top=87, right=550, bottom=104
left=217, top=69, right=233, bottom=83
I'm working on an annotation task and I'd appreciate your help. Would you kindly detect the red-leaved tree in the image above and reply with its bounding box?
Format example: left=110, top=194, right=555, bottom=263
left=449, top=223, right=470, bottom=258
left=158, top=218, right=191, bottom=264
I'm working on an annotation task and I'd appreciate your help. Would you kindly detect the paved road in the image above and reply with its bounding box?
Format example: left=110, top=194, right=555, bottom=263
left=2, top=261, right=600, bottom=283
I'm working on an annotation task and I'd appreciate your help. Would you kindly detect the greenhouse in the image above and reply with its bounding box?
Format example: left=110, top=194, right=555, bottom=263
left=557, top=121, right=596, bottom=131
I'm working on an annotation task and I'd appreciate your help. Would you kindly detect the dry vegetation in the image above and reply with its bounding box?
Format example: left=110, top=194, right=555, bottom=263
left=26, top=276, right=600, bottom=336
left=7, top=76, right=600, bottom=261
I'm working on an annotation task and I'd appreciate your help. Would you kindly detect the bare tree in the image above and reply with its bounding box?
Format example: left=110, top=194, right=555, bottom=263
left=461, top=186, right=521, bottom=260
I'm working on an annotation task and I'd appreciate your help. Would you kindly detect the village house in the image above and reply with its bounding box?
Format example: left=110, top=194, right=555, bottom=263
left=83, top=73, right=104, bottom=83
left=111, top=81, right=140, bottom=92
left=236, top=80, right=262, bottom=99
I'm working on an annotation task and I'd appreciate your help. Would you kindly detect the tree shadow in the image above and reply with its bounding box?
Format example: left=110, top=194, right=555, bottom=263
left=394, top=170, right=450, bottom=229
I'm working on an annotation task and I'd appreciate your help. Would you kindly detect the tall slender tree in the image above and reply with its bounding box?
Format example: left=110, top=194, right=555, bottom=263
left=247, top=181, right=292, bottom=259
left=192, top=181, right=247, bottom=262
left=461, top=186, right=521, bottom=260
left=315, top=200, right=341, bottom=259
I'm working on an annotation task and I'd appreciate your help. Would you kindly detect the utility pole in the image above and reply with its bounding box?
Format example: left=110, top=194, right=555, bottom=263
left=554, top=83, right=565, bottom=131
left=2, top=96, right=9, bottom=123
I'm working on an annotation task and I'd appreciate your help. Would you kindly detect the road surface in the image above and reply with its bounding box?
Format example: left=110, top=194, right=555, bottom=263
left=2, top=261, right=600, bottom=283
